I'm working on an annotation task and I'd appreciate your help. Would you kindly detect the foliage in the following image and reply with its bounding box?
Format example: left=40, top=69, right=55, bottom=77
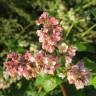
left=0, top=0, right=96, bottom=96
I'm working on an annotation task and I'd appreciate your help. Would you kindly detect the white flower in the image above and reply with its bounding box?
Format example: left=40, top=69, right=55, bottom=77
left=58, top=43, right=68, bottom=53
left=75, top=80, right=84, bottom=90
left=59, top=73, right=65, bottom=79
left=29, top=57, right=35, bottom=62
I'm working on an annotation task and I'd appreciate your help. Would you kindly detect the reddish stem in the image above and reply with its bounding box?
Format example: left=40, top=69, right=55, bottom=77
left=60, top=84, right=67, bottom=96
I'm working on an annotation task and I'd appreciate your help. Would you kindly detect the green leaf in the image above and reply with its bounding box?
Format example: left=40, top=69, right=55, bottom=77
left=90, top=76, right=96, bottom=88
left=43, top=78, right=58, bottom=92
left=75, top=43, right=96, bottom=53
left=75, top=43, right=87, bottom=52
left=0, top=66, right=3, bottom=77
left=83, top=57, right=96, bottom=72
left=60, top=55, right=65, bottom=66
left=35, top=74, right=61, bottom=92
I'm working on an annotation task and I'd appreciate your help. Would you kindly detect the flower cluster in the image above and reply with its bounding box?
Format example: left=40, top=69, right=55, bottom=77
left=3, top=51, right=61, bottom=79
left=0, top=78, right=10, bottom=89
left=58, top=42, right=77, bottom=67
left=65, top=46, right=76, bottom=67
left=36, top=12, right=62, bottom=53
left=67, top=61, right=90, bottom=90
left=35, top=50, right=61, bottom=75
left=4, top=52, right=37, bottom=79
left=3, top=12, right=90, bottom=90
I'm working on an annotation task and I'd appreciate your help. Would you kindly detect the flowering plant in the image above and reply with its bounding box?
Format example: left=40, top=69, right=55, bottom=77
left=2, top=12, right=92, bottom=96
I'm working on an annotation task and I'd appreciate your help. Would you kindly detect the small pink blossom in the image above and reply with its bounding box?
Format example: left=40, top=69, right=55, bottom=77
left=17, top=53, right=22, bottom=60
left=35, top=50, right=45, bottom=64
left=65, top=56, right=72, bottom=65
left=7, top=52, right=16, bottom=59
left=22, top=68, right=31, bottom=79
left=36, top=12, right=48, bottom=25
left=67, top=71, right=75, bottom=84
left=67, top=47, right=77, bottom=57
left=67, top=61, right=90, bottom=90
left=49, top=17, right=58, bottom=25
left=43, top=57, right=51, bottom=65
left=52, top=32, right=61, bottom=42
left=40, top=12, right=48, bottom=19
left=25, top=51, right=31, bottom=60
left=55, top=25, right=63, bottom=31
left=48, top=69, right=55, bottom=75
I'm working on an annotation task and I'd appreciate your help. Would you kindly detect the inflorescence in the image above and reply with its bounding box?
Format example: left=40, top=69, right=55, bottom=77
left=3, top=12, right=90, bottom=90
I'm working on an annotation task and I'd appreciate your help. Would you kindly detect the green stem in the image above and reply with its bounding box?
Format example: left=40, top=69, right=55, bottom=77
left=75, top=2, right=94, bottom=12
left=83, top=2, right=94, bottom=9
left=81, top=24, right=96, bottom=36
left=38, top=86, right=42, bottom=93
left=91, top=73, right=96, bottom=76
left=65, top=22, right=74, bottom=39
left=20, top=22, right=34, bottom=35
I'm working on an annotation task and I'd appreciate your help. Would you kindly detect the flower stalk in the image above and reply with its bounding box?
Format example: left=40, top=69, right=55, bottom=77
left=60, top=84, right=67, bottom=96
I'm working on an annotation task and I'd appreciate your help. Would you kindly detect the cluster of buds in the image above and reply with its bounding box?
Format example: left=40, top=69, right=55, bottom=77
left=4, top=52, right=38, bottom=79
left=65, top=46, right=77, bottom=67
left=0, top=78, right=10, bottom=89
left=67, top=61, right=90, bottom=90
left=58, top=42, right=77, bottom=67
left=35, top=50, right=61, bottom=75
left=58, top=43, right=77, bottom=79
left=3, top=51, right=61, bottom=79
left=36, top=12, right=62, bottom=53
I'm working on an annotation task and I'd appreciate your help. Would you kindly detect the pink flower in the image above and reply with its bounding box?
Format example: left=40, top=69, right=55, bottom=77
left=36, top=12, right=62, bottom=53
left=67, top=61, right=90, bottom=90
left=47, top=36, right=56, bottom=45
left=25, top=51, right=31, bottom=60
left=35, top=50, right=45, bottom=62
left=55, top=25, right=63, bottom=31
left=42, top=41, right=55, bottom=53
left=7, top=68, right=18, bottom=77
left=40, top=12, right=48, bottom=19
left=7, top=52, right=16, bottom=59
left=55, top=64, right=61, bottom=68
left=35, top=52, right=61, bottom=75
left=22, top=68, right=30, bottom=79
left=52, top=32, right=61, bottom=42
left=35, top=20, right=41, bottom=25
left=65, top=56, right=72, bottom=65
left=4, top=52, right=39, bottom=78
left=36, top=12, right=48, bottom=25
left=43, top=28, right=48, bottom=33
left=39, top=33, right=47, bottom=43
left=67, top=47, right=77, bottom=57
left=43, top=57, right=51, bottom=64
left=48, top=68, right=55, bottom=75
left=49, top=17, right=58, bottom=25
left=18, top=66, right=24, bottom=76
left=17, top=53, right=22, bottom=60
left=67, top=71, right=75, bottom=84
left=46, top=45, right=55, bottom=53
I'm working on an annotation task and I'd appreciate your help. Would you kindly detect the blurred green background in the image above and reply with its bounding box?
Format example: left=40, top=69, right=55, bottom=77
left=0, top=0, right=96, bottom=96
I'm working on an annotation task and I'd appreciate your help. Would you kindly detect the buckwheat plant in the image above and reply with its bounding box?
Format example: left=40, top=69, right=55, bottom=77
left=3, top=12, right=90, bottom=95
